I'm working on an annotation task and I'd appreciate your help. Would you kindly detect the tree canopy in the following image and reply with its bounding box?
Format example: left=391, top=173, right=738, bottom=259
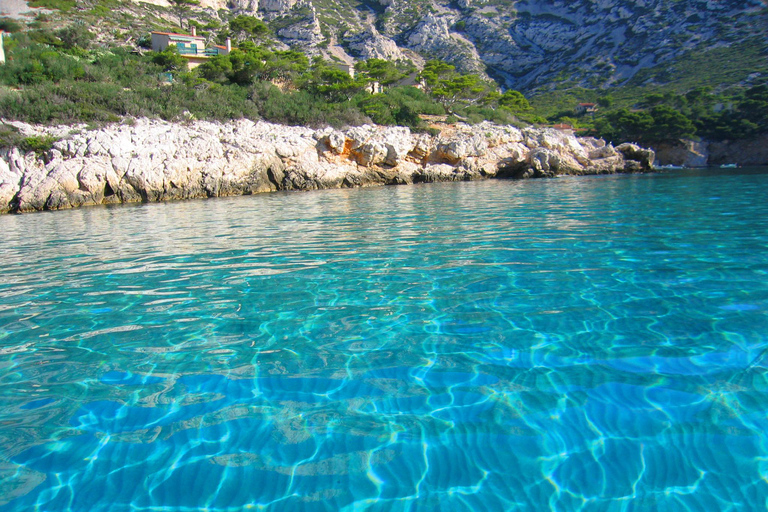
left=169, top=0, right=200, bottom=29
left=229, top=15, right=270, bottom=41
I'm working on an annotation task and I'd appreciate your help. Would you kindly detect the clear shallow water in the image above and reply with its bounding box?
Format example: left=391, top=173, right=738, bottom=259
left=0, top=167, right=767, bottom=511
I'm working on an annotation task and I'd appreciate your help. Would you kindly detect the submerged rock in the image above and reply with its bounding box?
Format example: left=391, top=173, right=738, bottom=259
left=0, top=119, right=654, bottom=214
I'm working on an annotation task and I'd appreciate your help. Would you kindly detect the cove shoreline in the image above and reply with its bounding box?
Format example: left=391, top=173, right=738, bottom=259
left=0, top=118, right=654, bottom=215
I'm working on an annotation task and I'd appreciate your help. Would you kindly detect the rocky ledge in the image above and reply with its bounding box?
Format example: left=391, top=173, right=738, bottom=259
left=0, top=119, right=654, bottom=214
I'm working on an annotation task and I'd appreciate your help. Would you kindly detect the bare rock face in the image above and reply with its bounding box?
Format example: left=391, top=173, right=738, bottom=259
left=259, top=0, right=298, bottom=13
left=345, top=27, right=404, bottom=61
left=529, top=148, right=561, bottom=177
left=653, top=140, right=709, bottom=167
left=129, top=0, right=766, bottom=94
left=323, top=130, right=348, bottom=155
left=276, top=10, right=323, bottom=46
left=0, top=118, right=654, bottom=214
left=434, top=134, right=487, bottom=164
left=616, top=143, right=655, bottom=170
left=405, top=14, right=486, bottom=75
left=228, top=0, right=260, bottom=13
left=707, top=134, right=768, bottom=166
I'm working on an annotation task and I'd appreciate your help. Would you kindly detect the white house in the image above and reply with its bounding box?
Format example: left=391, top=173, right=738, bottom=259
left=335, top=62, right=355, bottom=79
left=0, top=31, right=6, bottom=65
left=150, top=27, right=231, bottom=70
left=576, top=102, right=598, bottom=114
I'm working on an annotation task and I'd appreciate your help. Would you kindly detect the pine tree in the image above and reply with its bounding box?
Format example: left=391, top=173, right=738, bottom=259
left=169, top=0, right=200, bottom=30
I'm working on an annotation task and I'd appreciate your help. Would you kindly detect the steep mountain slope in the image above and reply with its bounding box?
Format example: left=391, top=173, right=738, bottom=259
left=210, top=0, right=768, bottom=93
left=6, top=0, right=766, bottom=95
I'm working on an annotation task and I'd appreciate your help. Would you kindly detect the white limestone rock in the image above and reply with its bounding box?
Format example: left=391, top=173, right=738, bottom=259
left=259, top=0, right=297, bottom=13
left=0, top=117, right=653, bottom=214
left=345, top=27, right=404, bottom=61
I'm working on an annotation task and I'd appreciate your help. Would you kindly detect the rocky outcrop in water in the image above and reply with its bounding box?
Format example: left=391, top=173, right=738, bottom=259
left=0, top=119, right=653, bottom=214
left=654, top=136, right=768, bottom=167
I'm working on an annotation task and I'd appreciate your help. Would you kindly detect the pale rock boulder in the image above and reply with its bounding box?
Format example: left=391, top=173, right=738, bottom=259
left=477, top=122, right=524, bottom=146
left=486, top=142, right=529, bottom=176
left=380, top=126, right=414, bottom=166
left=616, top=143, right=655, bottom=170
left=407, top=134, right=434, bottom=163
left=421, top=163, right=468, bottom=183
left=354, top=141, right=389, bottom=167
left=0, top=153, right=22, bottom=213
left=435, top=134, right=488, bottom=164
left=324, top=131, right=348, bottom=155
left=529, top=148, right=561, bottom=177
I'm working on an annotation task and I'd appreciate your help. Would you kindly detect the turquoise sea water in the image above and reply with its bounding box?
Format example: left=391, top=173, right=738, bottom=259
left=1, top=167, right=767, bottom=511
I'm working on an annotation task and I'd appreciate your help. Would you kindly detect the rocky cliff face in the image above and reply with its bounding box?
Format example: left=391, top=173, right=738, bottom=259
left=0, top=119, right=653, bottom=214
left=654, top=135, right=768, bottom=167
left=213, top=0, right=767, bottom=91
left=122, top=0, right=766, bottom=91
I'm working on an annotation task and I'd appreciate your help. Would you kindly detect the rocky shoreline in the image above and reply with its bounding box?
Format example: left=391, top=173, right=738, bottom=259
left=0, top=119, right=654, bottom=214
left=653, top=135, right=768, bottom=167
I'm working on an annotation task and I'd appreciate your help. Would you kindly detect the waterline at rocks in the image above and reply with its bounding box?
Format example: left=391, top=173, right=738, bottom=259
left=0, top=119, right=654, bottom=214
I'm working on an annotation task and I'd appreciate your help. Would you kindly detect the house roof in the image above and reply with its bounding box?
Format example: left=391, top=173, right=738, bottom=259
left=578, top=103, right=597, bottom=106
left=151, top=31, right=205, bottom=40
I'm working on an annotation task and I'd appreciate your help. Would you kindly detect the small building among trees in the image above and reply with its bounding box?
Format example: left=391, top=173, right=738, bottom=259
left=576, top=102, right=598, bottom=114
left=151, top=27, right=231, bottom=70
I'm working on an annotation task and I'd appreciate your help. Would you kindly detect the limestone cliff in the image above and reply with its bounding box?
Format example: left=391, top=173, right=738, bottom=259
left=124, top=0, right=766, bottom=92
left=227, top=0, right=765, bottom=92
left=653, top=135, right=768, bottom=167
left=0, top=119, right=653, bottom=214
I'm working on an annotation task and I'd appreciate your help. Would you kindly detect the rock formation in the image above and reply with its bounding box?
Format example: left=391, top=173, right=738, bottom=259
left=344, top=26, right=404, bottom=62
left=0, top=119, right=654, bottom=214
left=128, top=0, right=767, bottom=92
left=654, top=136, right=768, bottom=167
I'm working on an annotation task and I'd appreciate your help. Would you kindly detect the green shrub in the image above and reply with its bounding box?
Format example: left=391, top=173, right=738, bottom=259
left=28, top=30, right=64, bottom=47
left=28, top=0, right=76, bottom=10
left=0, top=18, right=22, bottom=33
left=151, top=47, right=187, bottom=73
left=136, top=34, right=152, bottom=49
left=0, top=125, right=24, bottom=150
left=57, top=22, right=94, bottom=50
left=0, top=34, right=555, bottom=133
left=20, top=135, right=58, bottom=160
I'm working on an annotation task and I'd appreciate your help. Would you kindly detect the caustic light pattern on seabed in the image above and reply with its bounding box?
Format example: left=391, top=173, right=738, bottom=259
left=0, top=168, right=767, bottom=511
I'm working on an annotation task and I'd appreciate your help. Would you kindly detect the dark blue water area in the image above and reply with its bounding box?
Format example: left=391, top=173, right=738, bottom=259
left=1, top=167, right=768, bottom=510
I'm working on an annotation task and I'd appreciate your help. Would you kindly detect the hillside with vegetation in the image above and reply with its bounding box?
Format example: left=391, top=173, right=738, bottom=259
left=1, top=0, right=767, bottom=153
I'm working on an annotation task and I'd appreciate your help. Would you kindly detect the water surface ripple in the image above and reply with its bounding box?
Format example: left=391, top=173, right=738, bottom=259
left=1, top=168, right=768, bottom=511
